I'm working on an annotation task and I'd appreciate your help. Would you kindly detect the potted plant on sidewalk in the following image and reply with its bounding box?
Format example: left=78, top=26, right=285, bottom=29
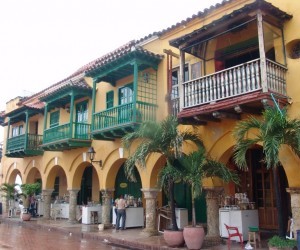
left=123, top=115, right=204, bottom=247
left=178, top=147, right=239, bottom=250
left=19, top=182, right=41, bottom=221
left=0, top=183, right=19, bottom=217
left=268, top=235, right=297, bottom=250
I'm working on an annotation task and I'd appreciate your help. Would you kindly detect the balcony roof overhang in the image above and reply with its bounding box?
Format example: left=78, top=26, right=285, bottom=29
left=39, top=80, right=92, bottom=110
left=2, top=106, right=43, bottom=125
left=85, top=47, right=163, bottom=85
left=169, top=0, right=292, bottom=57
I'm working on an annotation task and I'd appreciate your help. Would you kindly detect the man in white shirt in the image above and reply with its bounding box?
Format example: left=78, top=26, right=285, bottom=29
left=115, top=195, right=127, bottom=230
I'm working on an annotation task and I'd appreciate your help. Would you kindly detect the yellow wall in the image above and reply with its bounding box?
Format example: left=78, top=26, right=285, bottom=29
left=2, top=0, right=300, bottom=206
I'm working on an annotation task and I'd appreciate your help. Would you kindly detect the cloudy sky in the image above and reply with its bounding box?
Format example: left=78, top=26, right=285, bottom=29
left=0, top=0, right=223, bottom=140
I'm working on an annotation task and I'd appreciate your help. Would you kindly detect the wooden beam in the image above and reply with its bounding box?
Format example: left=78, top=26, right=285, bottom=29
left=212, top=111, right=241, bottom=120
left=163, top=49, right=179, bottom=59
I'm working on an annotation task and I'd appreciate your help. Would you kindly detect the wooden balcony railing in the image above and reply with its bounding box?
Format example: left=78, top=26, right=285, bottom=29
left=6, top=133, right=43, bottom=152
left=43, top=122, right=91, bottom=144
left=182, top=59, right=287, bottom=108
left=93, top=101, right=157, bottom=131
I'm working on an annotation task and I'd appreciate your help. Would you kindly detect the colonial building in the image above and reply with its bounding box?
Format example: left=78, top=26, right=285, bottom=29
left=1, top=0, right=300, bottom=239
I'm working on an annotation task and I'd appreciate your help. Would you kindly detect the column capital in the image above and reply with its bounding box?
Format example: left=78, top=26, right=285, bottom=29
left=141, top=188, right=160, bottom=199
left=42, top=189, right=54, bottom=195
left=67, top=188, right=80, bottom=193
left=203, top=187, right=224, bottom=199
left=286, top=187, right=300, bottom=194
left=101, top=189, right=115, bottom=195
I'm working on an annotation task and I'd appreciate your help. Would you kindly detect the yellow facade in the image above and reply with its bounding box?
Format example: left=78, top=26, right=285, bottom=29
left=1, top=0, right=300, bottom=236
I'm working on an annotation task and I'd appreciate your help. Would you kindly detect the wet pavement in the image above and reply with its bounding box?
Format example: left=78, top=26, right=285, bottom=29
left=0, top=215, right=272, bottom=250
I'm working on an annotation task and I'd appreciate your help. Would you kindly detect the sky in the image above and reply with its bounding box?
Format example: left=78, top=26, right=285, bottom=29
left=0, top=0, right=223, bottom=140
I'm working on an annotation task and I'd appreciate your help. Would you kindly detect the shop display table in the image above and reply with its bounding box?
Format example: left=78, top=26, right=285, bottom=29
left=82, top=205, right=102, bottom=224
left=112, top=206, right=144, bottom=228
left=219, top=208, right=259, bottom=242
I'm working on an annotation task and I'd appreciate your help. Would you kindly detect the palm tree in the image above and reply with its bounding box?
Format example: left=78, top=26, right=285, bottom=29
left=233, top=106, right=300, bottom=237
left=176, top=147, right=239, bottom=227
left=122, top=115, right=203, bottom=231
left=0, top=183, right=19, bottom=208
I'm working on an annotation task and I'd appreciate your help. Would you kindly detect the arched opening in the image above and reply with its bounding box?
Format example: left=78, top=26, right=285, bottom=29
left=77, top=165, right=100, bottom=205
left=114, top=164, right=142, bottom=201
left=228, top=146, right=290, bottom=230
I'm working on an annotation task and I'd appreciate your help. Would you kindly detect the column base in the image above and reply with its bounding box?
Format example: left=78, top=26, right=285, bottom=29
left=141, top=228, right=159, bottom=236
left=68, top=219, right=79, bottom=224
left=203, top=235, right=223, bottom=248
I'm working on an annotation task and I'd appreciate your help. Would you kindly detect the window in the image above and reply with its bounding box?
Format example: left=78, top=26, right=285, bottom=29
left=191, top=62, right=202, bottom=80
left=50, top=111, right=59, bottom=128
left=119, top=84, right=133, bottom=105
left=106, top=91, right=114, bottom=109
left=171, top=65, right=189, bottom=100
left=12, top=125, right=23, bottom=137
left=76, top=101, right=88, bottom=123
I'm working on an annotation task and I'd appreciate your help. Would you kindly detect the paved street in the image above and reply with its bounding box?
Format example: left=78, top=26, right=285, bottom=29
left=0, top=216, right=273, bottom=250
left=0, top=223, right=127, bottom=250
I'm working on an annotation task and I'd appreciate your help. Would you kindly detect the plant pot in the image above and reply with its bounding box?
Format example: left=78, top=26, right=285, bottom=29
left=163, top=229, right=185, bottom=247
left=98, top=224, right=104, bottom=231
left=21, top=213, right=32, bottom=221
left=183, top=225, right=205, bottom=250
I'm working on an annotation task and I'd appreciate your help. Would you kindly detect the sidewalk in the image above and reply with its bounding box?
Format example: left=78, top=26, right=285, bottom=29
left=0, top=215, right=271, bottom=249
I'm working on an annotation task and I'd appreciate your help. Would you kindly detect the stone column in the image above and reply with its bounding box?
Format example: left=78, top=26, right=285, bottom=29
left=42, top=189, right=54, bottom=220
left=68, top=189, right=80, bottom=224
left=287, top=187, right=300, bottom=239
left=2, top=196, right=8, bottom=217
left=204, top=187, right=223, bottom=245
left=101, top=189, right=114, bottom=228
left=141, top=188, right=159, bottom=236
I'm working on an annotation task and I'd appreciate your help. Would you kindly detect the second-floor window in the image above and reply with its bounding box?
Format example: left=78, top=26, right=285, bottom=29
left=119, top=83, right=133, bottom=105
left=171, top=65, right=189, bottom=100
left=12, top=125, right=23, bottom=137
left=76, top=101, right=88, bottom=123
left=106, top=91, right=114, bottom=109
left=50, top=111, right=59, bottom=128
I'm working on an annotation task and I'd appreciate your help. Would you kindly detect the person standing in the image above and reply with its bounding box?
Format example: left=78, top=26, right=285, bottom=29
left=29, top=195, right=36, bottom=217
left=286, top=213, right=294, bottom=239
left=115, top=195, right=127, bottom=230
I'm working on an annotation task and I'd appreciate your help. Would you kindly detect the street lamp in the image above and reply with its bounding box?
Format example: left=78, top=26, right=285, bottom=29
left=87, top=147, right=102, bottom=169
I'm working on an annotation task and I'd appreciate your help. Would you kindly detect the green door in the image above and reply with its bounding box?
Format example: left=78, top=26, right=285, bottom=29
left=75, top=101, right=88, bottom=139
left=114, top=164, right=142, bottom=200
left=118, top=84, right=133, bottom=124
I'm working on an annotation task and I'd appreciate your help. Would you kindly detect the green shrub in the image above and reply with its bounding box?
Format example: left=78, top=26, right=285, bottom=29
left=268, top=235, right=297, bottom=248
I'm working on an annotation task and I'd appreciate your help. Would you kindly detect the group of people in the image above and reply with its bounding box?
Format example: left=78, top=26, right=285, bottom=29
left=114, top=195, right=127, bottom=230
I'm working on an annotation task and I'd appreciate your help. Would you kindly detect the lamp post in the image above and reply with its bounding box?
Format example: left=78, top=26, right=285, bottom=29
left=87, top=147, right=102, bottom=168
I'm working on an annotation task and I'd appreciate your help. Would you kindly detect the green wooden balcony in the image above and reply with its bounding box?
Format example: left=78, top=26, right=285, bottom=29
left=91, top=101, right=157, bottom=140
left=41, top=122, right=92, bottom=151
left=6, top=133, right=44, bottom=158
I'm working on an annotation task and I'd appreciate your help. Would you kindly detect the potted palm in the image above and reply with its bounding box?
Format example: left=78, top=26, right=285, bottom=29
left=19, top=182, right=41, bottom=221
left=233, top=106, right=300, bottom=237
left=268, top=235, right=297, bottom=250
left=177, top=147, right=239, bottom=249
left=123, top=115, right=203, bottom=247
left=0, top=183, right=19, bottom=217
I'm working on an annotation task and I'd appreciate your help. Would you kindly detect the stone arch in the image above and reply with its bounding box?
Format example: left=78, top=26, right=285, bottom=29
left=23, top=167, right=42, bottom=184
left=5, top=165, right=21, bottom=185
left=24, top=160, right=41, bottom=176
left=72, top=161, right=97, bottom=189
left=44, top=165, right=66, bottom=190
left=43, top=156, right=64, bottom=175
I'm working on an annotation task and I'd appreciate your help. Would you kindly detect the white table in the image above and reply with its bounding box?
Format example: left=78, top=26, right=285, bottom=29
left=51, top=203, right=69, bottom=219
left=82, top=205, right=102, bottom=224
left=112, top=206, right=144, bottom=228
left=219, top=209, right=259, bottom=242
